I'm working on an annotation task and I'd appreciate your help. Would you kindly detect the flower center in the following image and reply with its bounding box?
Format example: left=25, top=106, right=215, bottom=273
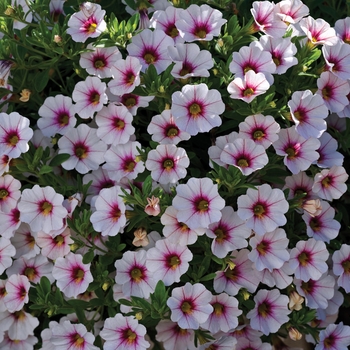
left=224, top=267, right=239, bottom=281
left=196, top=199, right=209, bottom=212
left=301, top=279, right=314, bottom=294
left=194, top=28, right=207, bottom=39
left=87, top=22, right=97, bottom=34
left=237, top=158, right=249, bottom=168
left=253, top=130, right=265, bottom=140
left=168, top=255, right=181, bottom=269
left=181, top=301, right=193, bottom=314
left=256, top=240, right=269, bottom=256
left=298, top=251, right=310, bottom=267
left=243, top=66, right=254, bottom=74
left=293, top=110, right=304, bottom=122
left=24, top=267, right=36, bottom=281
left=124, top=329, right=137, bottom=344
left=114, top=118, right=125, bottom=130
left=130, top=268, right=143, bottom=282
left=285, top=147, right=296, bottom=159
left=321, top=176, right=332, bottom=188
left=72, top=333, right=85, bottom=347
left=179, top=62, right=193, bottom=77
left=322, top=86, right=331, bottom=100
left=124, top=96, right=136, bottom=107
left=73, top=268, right=85, bottom=283
left=323, top=335, right=335, bottom=349
left=58, top=112, right=69, bottom=126
left=0, top=188, right=8, bottom=199
left=7, top=133, right=19, bottom=146
left=166, top=126, right=179, bottom=138
left=179, top=222, right=189, bottom=232
left=41, top=201, right=53, bottom=215
left=111, top=205, right=121, bottom=222
left=94, top=59, right=105, bottom=69
left=214, top=228, right=226, bottom=243
left=253, top=204, right=265, bottom=217
left=163, top=159, right=174, bottom=170
left=125, top=71, right=136, bottom=85
left=273, top=57, right=281, bottom=66
left=75, top=145, right=88, bottom=159
left=258, top=302, right=270, bottom=318
left=26, top=234, right=35, bottom=248
left=213, top=302, right=224, bottom=316
left=14, top=310, right=26, bottom=320
left=243, top=88, right=254, bottom=97
left=89, top=92, right=100, bottom=105
left=54, top=235, right=65, bottom=246
left=341, top=259, right=350, bottom=274
left=309, top=217, right=321, bottom=232
left=144, top=52, right=156, bottom=64
left=166, top=25, right=179, bottom=38
left=189, top=103, right=202, bottom=117
left=124, top=160, right=136, bottom=172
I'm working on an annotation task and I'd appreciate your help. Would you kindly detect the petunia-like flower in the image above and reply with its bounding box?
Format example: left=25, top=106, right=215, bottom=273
left=155, top=320, right=196, bottom=350
left=214, top=249, right=261, bottom=296
left=146, top=144, right=189, bottom=184
left=335, top=17, right=350, bottom=43
left=168, top=43, right=213, bottom=79
left=273, top=126, right=320, bottom=174
left=294, top=274, right=335, bottom=309
left=0, top=333, right=38, bottom=349
left=103, top=141, right=145, bottom=182
left=0, top=112, right=33, bottom=159
left=229, top=43, right=276, bottom=84
left=248, top=228, right=290, bottom=272
left=275, top=0, right=309, bottom=24
left=58, top=124, right=107, bottom=174
left=11, top=223, right=39, bottom=259
left=95, top=103, right=135, bottom=146
left=115, top=250, right=156, bottom=299
left=0, top=174, right=21, bottom=214
left=205, top=206, right=250, bottom=259
left=175, top=4, right=227, bottom=42
left=72, top=76, right=108, bottom=119
left=0, top=207, right=21, bottom=239
left=227, top=70, right=270, bottom=103
left=260, top=262, right=294, bottom=290
left=90, top=186, right=127, bottom=236
left=161, top=206, right=205, bottom=246
left=51, top=320, right=99, bottom=350
left=127, top=29, right=174, bottom=74
left=18, top=185, right=67, bottom=234
left=289, top=238, right=329, bottom=281
left=37, top=95, right=76, bottom=137
left=252, top=1, right=289, bottom=38
left=146, top=238, right=193, bottom=286
left=108, top=57, right=142, bottom=96
left=238, top=114, right=280, bottom=149
left=52, top=252, right=93, bottom=298
left=316, top=322, right=350, bottom=350
left=299, top=16, right=338, bottom=46
left=220, top=138, right=268, bottom=176
left=80, top=44, right=122, bottom=78
left=172, top=177, right=225, bottom=230
left=100, top=314, right=150, bottom=350
left=67, top=2, right=106, bottom=43
left=110, top=93, right=154, bottom=116
left=316, top=132, right=344, bottom=168
left=171, top=83, right=225, bottom=136
left=144, top=196, right=161, bottom=217
left=237, top=184, right=289, bottom=236
left=302, top=201, right=340, bottom=243
left=167, top=282, right=213, bottom=330
left=147, top=109, right=191, bottom=145
left=150, top=7, right=185, bottom=43
left=246, top=289, right=290, bottom=336
left=201, top=293, right=242, bottom=334
left=333, top=244, right=350, bottom=293
left=312, top=166, right=348, bottom=201
left=3, top=274, right=30, bottom=313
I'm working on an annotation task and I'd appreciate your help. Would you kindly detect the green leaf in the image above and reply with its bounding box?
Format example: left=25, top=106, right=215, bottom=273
left=34, top=70, right=50, bottom=92
left=82, top=249, right=95, bottom=264
left=49, top=153, right=70, bottom=166
left=40, top=276, right=52, bottom=295
left=200, top=273, right=216, bottom=282
left=39, top=165, right=53, bottom=175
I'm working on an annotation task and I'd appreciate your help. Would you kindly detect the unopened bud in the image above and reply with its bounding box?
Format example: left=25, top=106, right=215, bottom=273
left=289, top=290, right=304, bottom=311
left=289, top=327, right=303, bottom=341
left=135, top=312, right=143, bottom=320
left=132, top=227, right=149, bottom=247
left=19, top=89, right=31, bottom=102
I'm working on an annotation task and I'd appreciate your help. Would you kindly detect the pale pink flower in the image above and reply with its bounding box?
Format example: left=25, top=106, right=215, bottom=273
left=316, top=322, right=350, bottom=350
left=171, top=83, right=225, bottom=136
left=316, top=132, right=344, bottom=168
left=260, top=262, right=294, bottom=289
left=322, top=40, right=350, bottom=80
left=67, top=2, right=106, bottom=43
left=52, top=252, right=93, bottom=298
left=172, top=177, right=225, bottom=230
left=335, top=17, right=350, bottom=43
left=332, top=244, right=350, bottom=293
left=289, top=238, right=329, bottom=281
left=80, top=44, right=122, bottom=78
left=11, top=223, right=40, bottom=259
left=0, top=332, right=37, bottom=349
left=127, top=29, right=174, bottom=74
left=37, top=95, right=76, bottom=137
left=312, top=166, right=348, bottom=201
left=0, top=155, right=10, bottom=176
left=227, top=70, right=270, bottom=103
left=144, top=196, right=161, bottom=216
left=0, top=112, right=33, bottom=159
left=275, top=0, right=309, bottom=24
left=18, top=185, right=67, bottom=234
left=58, top=124, right=107, bottom=174
left=3, top=275, right=30, bottom=313
left=108, top=57, right=142, bottom=96
left=167, top=282, right=213, bottom=329
left=175, top=4, right=227, bottom=42
left=72, top=76, right=108, bottom=119
left=0, top=174, right=21, bottom=213
left=110, top=93, right=154, bottom=116
left=237, top=184, right=289, bottom=236
left=0, top=207, right=21, bottom=239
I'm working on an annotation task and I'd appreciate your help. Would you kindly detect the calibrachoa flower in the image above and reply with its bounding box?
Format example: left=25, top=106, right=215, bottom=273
left=108, top=56, right=142, bottom=96
left=0, top=207, right=21, bottom=239
left=175, top=4, right=227, bottom=42
left=11, top=223, right=40, bottom=259
left=275, top=0, right=309, bottom=25
left=260, top=262, right=294, bottom=289
left=0, top=112, right=33, bottom=159
left=111, top=93, right=154, bottom=116
left=273, top=126, right=320, bottom=174
left=72, top=76, right=108, bottom=119
left=167, top=282, right=213, bottom=330
left=18, top=185, right=67, bottom=234
left=322, top=40, right=350, bottom=80
left=3, top=274, right=30, bottom=313
left=237, top=184, right=289, bottom=236
left=312, top=166, right=349, bottom=201
left=171, top=83, right=225, bottom=136
left=0, top=174, right=21, bottom=213
left=100, top=314, right=150, bottom=350
left=333, top=244, right=350, bottom=293
left=58, top=123, right=107, bottom=174
left=227, top=70, right=270, bottom=103
left=127, top=29, right=174, bottom=74
left=147, top=110, right=191, bottom=145
left=246, top=289, right=290, bottom=336
left=289, top=238, right=329, bottom=281
left=67, top=2, right=106, bottom=43
left=115, top=250, right=156, bottom=299
left=315, top=322, right=350, bottom=350
left=90, top=186, right=127, bottom=236
left=146, top=144, right=189, bottom=184
left=316, top=132, right=344, bottom=168
left=172, top=177, right=225, bottom=230
left=37, top=95, right=76, bottom=137
left=146, top=238, right=193, bottom=286
left=52, top=253, right=93, bottom=298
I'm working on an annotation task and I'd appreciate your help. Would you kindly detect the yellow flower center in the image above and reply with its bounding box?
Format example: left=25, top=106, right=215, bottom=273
left=74, top=268, right=85, bottom=283
left=213, top=302, right=224, bottom=316
left=253, top=204, right=265, bottom=217
left=75, top=146, right=88, bottom=159
left=341, top=260, right=350, bottom=274
left=237, top=158, right=249, bottom=168
left=168, top=255, right=181, bottom=269
left=197, top=199, right=209, bottom=212
left=144, top=53, right=156, bottom=64
left=87, top=23, right=97, bottom=33
left=58, top=113, right=69, bottom=126
left=163, top=159, right=174, bottom=170
left=114, top=119, right=125, bottom=130
left=124, top=97, right=136, bottom=107
left=258, top=302, right=269, bottom=318
left=298, top=251, right=310, bottom=267
left=73, top=333, right=85, bottom=347
left=273, top=57, right=281, bottom=66
left=256, top=240, right=269, bottom=256
left=167, top=127, right=179, bottom=137
left=90, top=92, right=100, bottom=105
left=243, top=88, right=254, bottom=97
left=167, top=26, right=179, bottom=38
left=181, top=301, right=193, bottom=314
left=0, top=189, right=8, bottom=200
left=285, top=147, right=296, bottom=159
left=124, top=160, right=136, bottom=172
left=54, top=235, right=64, bottom=246
left=244, top=66, right=253, bottom=74
left=195, top=29, right=207, bottom=39
left=94, top=59, right=105, bottom=68
left=214, top=228, right=226, bottom=243
left=125, top=329, right=137, bottom=344
left=24, top=267, right=36, bottom=281
left=189, top=103, right=201, bottom=117
left=8, top=134, right=19, bottom=146
left=41, top=201, right=53, bottom=215
left=321, top=176, right=331, bottom=188
left=253, top=130, right=265, bottom=140
left=131, top=268, right=143, bottom=282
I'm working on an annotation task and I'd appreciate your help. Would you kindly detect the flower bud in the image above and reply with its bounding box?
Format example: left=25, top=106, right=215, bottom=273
left=132, top=227, right=149, bottom=247
left=144, top=195, right=160, bottom=216
left=289, top=327, right=303, bottom=341
left=288, top=290, right=304, bottom=311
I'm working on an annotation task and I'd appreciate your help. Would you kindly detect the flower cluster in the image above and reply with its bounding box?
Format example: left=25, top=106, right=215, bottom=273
left=0, top=0, right=350, bottom=349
